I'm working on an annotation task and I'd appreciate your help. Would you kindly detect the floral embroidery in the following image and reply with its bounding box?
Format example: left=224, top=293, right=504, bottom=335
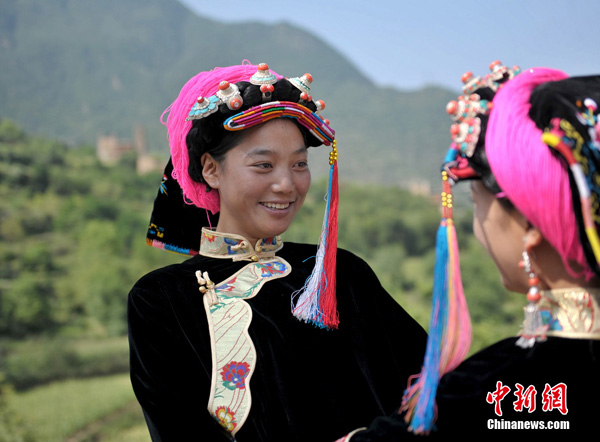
left=214, top=406, right=237, bottom=432
left=261, top=237, right=278, bottom=246
left=221, top=361, right=251, bottom=390
left=200, top=228, right=284, bottom=259
left=216, top=277, right=237, bottom=292
left=538, top=288, right=600, bottom=337
left=258, top=261, right=288, bottom=277
left=201, top=243, right=292, bottom=436
left=540, top=309, right=562, bottom=331
left=224, top=237, right=243, bottom=255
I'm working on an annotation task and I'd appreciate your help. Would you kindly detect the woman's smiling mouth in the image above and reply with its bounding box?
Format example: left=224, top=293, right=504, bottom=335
left=261, top=202, right=292, bottom=210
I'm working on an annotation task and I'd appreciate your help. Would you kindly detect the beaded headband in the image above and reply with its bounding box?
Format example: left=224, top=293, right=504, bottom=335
left=443, top=61, right=521, bottom=181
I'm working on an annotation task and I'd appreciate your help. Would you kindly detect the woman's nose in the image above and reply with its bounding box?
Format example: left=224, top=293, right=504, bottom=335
left=271, top=171, right=294, bottom=194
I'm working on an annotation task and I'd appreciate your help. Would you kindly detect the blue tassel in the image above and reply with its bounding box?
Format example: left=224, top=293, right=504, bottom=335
left=409, top=220, right=449, bottom=433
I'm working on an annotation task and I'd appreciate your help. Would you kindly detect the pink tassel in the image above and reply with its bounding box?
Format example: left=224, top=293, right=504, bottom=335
left=441, top=219, right=472, bottom=372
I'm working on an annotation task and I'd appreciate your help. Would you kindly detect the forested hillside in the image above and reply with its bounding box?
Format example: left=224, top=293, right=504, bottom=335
left=0, top=0, right=457, bottom=188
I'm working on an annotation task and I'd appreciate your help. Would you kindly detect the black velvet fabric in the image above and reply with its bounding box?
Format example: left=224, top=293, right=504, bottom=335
left=128, top=242, right=427, bottom=441
left=146, top=158, right=218, bottom=255
left=351, top=336, right=600, bottom=439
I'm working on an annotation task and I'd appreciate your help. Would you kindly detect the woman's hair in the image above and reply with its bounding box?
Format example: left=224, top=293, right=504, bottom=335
left=477, top=69, right=600, bottom=279
left=186, top=78, right=319, bottom=185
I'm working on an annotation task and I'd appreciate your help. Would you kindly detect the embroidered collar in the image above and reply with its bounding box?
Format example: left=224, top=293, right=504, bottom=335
left=538, top=288, right=600, bottom=340
left=199, top=227, right=283, bottom=262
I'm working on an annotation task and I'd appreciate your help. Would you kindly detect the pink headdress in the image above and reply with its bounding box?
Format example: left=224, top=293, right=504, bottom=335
left=160, top=62, right=283, bottom=214
left=484, top=68, right=594, bottom=278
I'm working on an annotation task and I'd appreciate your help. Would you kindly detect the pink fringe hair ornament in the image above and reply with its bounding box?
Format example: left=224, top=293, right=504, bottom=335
left=160, top=62, right=283, bottom=214
left=484, top=67, right=598, bottom=280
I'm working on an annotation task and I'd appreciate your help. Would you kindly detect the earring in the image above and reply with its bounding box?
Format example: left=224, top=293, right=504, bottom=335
left=516, top=250, right=544, bottom=348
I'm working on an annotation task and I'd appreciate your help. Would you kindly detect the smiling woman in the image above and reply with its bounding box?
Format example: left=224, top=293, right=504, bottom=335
left=127, top=62, right=427, bottom=441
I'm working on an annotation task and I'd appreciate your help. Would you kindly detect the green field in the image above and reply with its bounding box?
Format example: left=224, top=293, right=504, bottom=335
left=5, top=374, right=149, bottom=442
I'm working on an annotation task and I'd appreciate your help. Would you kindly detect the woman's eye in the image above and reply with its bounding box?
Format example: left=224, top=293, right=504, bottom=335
left=295, top=161, right=309, bottom=168
left=255, top=162, right=272, bottom=169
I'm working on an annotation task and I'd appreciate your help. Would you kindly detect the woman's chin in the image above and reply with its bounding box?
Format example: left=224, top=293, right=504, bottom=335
left=500, top=276, right=528, bottom=295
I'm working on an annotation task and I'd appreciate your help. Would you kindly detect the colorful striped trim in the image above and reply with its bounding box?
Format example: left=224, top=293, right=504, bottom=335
left=146, top=238, right=198, bottom=256
left=223, top=101, right=335, bottom=146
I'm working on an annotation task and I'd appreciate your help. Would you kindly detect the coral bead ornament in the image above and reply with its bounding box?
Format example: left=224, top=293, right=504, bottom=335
left=516, top=250, right=544, bottom=348
left=229, top=97, right=243, bottom=110
left=461, top=71, right=473, bottom=84
left=217, top=81, right=244, bottom=111
left=260, top=84, right=275, bottom=102
left=446, top=100, right=458, bottom=116
left=489, top=60, right=502, bottom=70
left=289, top=73, right=313, bottom=95
left=250, top=63, right=278, bottom=86
left=299, top=92, right=312, bottom=103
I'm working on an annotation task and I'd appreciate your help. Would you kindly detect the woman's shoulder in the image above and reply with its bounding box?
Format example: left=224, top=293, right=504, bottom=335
left=135, top=255, right=197, bottom=282
left=439, top=336, right=600, bottom=393
left=280, top=242, right=367, bottom=266
left=129, top=255, right=207, bottom=299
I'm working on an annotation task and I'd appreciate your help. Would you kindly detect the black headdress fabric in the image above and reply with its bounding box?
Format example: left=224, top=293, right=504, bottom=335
left=528, top=75, right=600, bottom=133
left=529, top=75, right=600, bottom=276
left=146, top=158, right=219, bottom=255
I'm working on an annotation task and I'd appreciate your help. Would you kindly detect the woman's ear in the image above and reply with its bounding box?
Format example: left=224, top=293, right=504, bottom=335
left=201, top=153, right=220, bottom=189
left=523, top=225, right=543, bottom=253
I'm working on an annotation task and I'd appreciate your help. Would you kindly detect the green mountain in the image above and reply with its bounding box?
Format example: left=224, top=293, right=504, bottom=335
left=0, top=0, right=456, bottom=187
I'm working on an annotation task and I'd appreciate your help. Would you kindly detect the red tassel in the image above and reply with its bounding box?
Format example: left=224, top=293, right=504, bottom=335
left=320, top=163, right=339, bottom=328
left=291, top=141, right=339, bottom=329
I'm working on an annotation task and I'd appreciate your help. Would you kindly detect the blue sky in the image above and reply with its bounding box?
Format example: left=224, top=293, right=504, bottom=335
left=179, top=0, right=598, bottom=91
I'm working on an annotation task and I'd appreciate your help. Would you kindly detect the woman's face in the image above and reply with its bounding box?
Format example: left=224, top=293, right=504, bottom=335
left=471, top=180, right=530, bottom=293
left=204, top=119, right=311, bottom=246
